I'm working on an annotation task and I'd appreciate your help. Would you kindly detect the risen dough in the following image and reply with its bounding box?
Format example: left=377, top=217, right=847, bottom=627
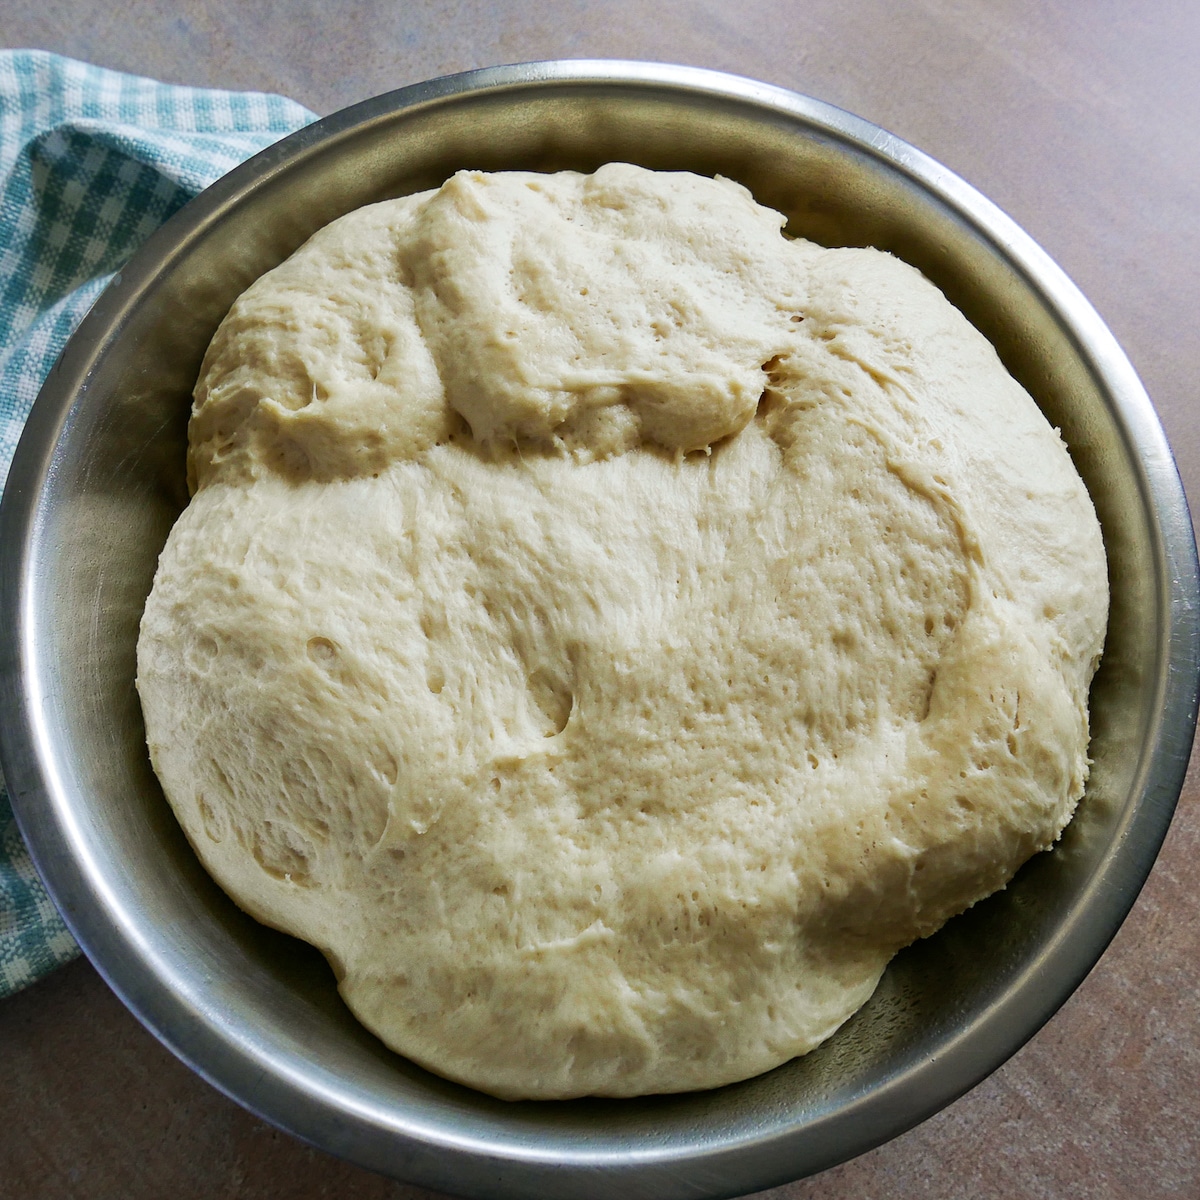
left=137, top=164, right=1108, bottom=1100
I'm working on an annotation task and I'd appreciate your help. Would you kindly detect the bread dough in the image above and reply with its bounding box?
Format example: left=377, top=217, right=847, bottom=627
left=137, top=164, right=1108, bottom=1100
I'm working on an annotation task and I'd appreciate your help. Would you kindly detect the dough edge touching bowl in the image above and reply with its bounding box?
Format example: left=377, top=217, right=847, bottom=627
left=0, top=61, right=1196, bottom=1200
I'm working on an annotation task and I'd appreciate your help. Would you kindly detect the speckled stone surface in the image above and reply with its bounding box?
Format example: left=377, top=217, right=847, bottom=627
left=2, top=2, right=1198, bottom=1196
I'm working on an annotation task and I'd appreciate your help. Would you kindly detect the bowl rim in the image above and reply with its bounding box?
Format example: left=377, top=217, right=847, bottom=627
left=1, top=59, right=1197, bottom=1200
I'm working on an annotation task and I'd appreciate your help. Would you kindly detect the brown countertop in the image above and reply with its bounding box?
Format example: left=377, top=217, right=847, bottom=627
left=2, top=2, right=1197, bottom=1196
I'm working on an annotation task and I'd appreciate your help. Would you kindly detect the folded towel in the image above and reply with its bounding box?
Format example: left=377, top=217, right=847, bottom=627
left=0, top=49, right=315, bottom=997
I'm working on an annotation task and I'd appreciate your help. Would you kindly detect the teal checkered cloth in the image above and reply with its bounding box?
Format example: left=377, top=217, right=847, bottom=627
left=0, top=49, right=315, bottom=997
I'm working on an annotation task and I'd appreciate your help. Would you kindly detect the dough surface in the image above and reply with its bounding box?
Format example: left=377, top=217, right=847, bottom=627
left=137, top=164, right=1108, bottom=1100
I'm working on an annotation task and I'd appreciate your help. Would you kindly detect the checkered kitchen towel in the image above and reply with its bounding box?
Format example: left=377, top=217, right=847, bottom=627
left=0, top=49, right=315, bottom=997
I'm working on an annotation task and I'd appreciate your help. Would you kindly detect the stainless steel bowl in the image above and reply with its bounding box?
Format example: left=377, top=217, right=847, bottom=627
left=1, top=61, right=1196, bottom=1200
